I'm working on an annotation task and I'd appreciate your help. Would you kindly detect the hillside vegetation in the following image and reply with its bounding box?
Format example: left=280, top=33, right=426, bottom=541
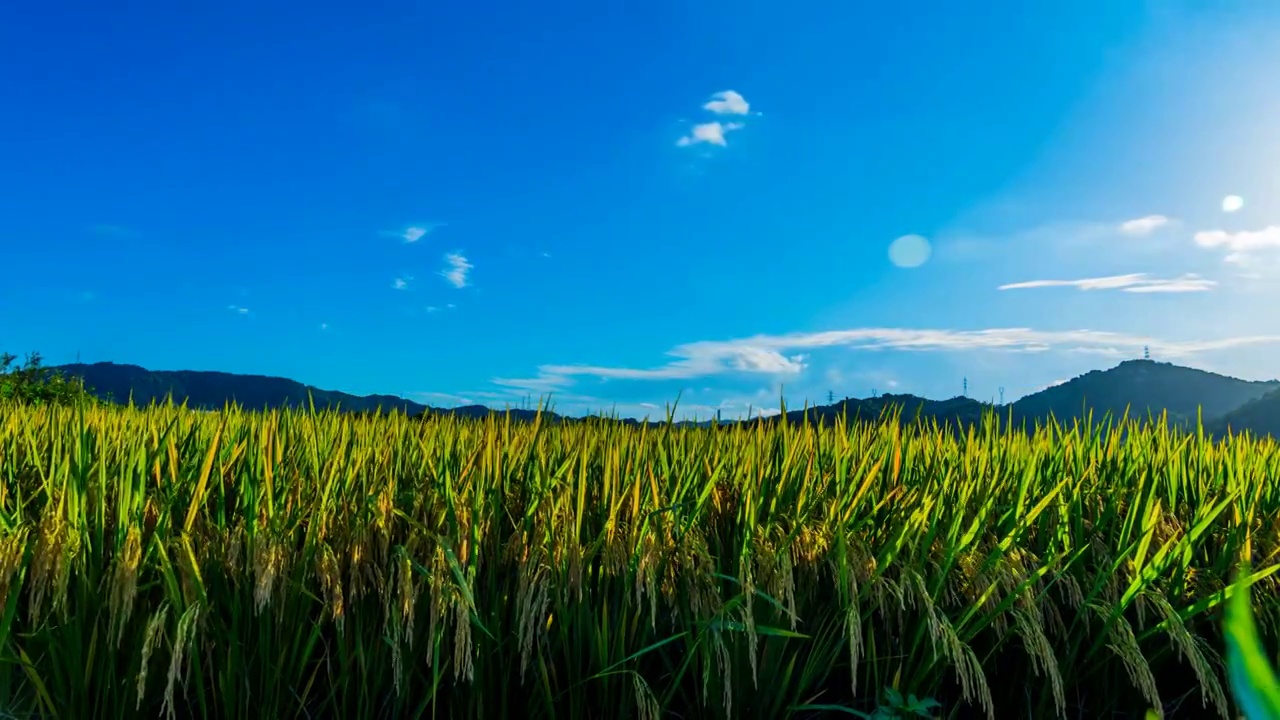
left=1007, top=359, right=1280, bottom=427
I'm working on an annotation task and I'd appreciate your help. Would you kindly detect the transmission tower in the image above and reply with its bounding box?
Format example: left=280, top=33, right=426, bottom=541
left=963, top=377, right=968, bottom=397
left=1143, top=345, right=1150, bottom=360
left=999, top=386, right=1005, bottom=405
left=827, top=389, right=835, bottom=404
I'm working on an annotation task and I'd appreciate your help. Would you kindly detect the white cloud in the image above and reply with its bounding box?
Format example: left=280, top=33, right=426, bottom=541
left=227, top=305, right=250, bottom=315
left=446, top=303, right=457, bottom=309
left=408, top=391, right=474, bottom=406
left=500, top=326, right=1280, bottom=389
left=392, top=277, right=409, bottom=290
left=1194, top=226, right=1280, bottom=252
left=426, top=305, right=438, bottom=313
left=1194, top=226, right=1280, bottom=270
left=319, top=322, right=329, bottom=330
left=1222, top=195, right=1244, bottom=213
left=440, top=253, right=472, bottom=288
left=676, top=91, right=755, bottom=148
left=1121, top=275, right=1216, bottom=293
left=1118, top=215, right=1170, bottom=236
left=702, top=90, right=750, bottom=115
left=1031, top=377, right=1070, bottom=393
left=384, top=224, right=443, bottom=243
left=490, top=375, right=576, bottom=395
left=676, top=121, right=744, bottom=147
left=998, top=273, right=1214, bottom=293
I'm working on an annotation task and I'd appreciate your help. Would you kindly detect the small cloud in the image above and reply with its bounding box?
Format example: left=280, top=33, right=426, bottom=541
left=676, top=121, right=744, bottom=147
left=1118, top=215, right=1170, bottom=236
left=702, top=90, right=750, bottom=115
left=541, top=251, right=552, bottom=258
left=1222, top=195, right=1244, bottom=213
left=446, top=303, right=457, bottom=309
left=392, top=277, right=410, bottom=290
left=998, top=273, right=1214, bottom=293
left=676, top=91, right=755, bottom=149
left=440, top=253, right=472, bottom=288
left=227, top=304, right=250, bottom=315
left=383, top=224, right=443, bottom=243
left=319, top=322, right=329, bottom=331
left=426, top=305, right=438, bottom=313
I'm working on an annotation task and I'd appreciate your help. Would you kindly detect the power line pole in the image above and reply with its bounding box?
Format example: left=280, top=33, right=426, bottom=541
left=827, top=389, right=834, bottom=404
left=999, top=386, right=1005, bottom=405
left=963, top=377, right=968, bottom=397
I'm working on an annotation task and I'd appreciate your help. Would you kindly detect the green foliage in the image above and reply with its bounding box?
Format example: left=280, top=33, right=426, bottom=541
left=0, top=398, right=1279, bottom=717
left=0, top=351, right=98, bottom=407
left=1225, top=564, right=1280, bottom=719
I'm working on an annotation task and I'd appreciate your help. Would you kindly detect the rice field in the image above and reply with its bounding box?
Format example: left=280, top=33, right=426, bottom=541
left=0, top=399, right=1278, bottom=719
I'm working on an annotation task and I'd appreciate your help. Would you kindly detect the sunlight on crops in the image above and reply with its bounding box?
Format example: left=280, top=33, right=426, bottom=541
left=0, top=399, right=1277, bottom=718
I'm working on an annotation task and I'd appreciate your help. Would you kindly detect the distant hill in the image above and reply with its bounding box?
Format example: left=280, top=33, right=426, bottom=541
left=763, top=393, right=992, bottom=430
left=1206, top=387, right=1280, bottom=440
left=741, top=359, right=1279, bottom=435
left=53, top=362, right=432, bottom=415
left=1006, top=359, right=1280, bottom=429
left=44, top=358, right=1280, bottom=436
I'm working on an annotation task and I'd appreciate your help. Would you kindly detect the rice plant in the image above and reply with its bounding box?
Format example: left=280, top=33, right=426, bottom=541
left=0, top=397, right=1276, bottom=718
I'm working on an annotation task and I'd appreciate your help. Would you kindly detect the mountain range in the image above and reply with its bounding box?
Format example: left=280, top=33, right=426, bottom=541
left=42, top=359, right=1280, bottom=439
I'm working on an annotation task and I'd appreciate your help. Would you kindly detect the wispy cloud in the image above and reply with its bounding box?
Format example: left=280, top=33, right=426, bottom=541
left=319, top=322, right=329, bottom=331
left=497, top=326, right=1280, bottom=389
left=1118, top=215, right=1170, bottom=236
left=490, top=375, right=576, bottom=395
left=1222, top=195, right=1244, bottom=213
left=392, top=277, right=410, bottom=290
left=407, top=391, right=475, bottom=406
left=383, top=224, right=443, bottom=243
left=998, top=273, right=1214, bottom=293
left=1194, top=226, right=1280, bottom=268
left=227, top=304, right=250, bottom=315
left=440, top=253, right=472, bottom=288
left=676, top=121, right=744, bottom=147
left=702, top=90, right=750, bottom=115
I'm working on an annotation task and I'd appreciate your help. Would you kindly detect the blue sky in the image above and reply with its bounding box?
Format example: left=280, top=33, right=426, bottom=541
left=4, top=1, right=1280, bottom=420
